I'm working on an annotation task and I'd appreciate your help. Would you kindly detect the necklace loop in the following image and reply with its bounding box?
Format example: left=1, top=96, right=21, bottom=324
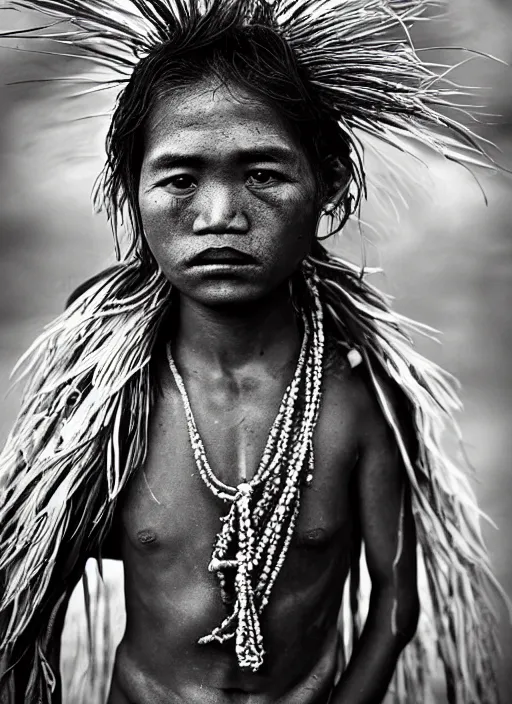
left=168, top=263, right=325, bottom=671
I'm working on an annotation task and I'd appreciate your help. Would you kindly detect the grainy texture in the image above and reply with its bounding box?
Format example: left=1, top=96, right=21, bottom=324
left=0, top=1, right=511, bottom=702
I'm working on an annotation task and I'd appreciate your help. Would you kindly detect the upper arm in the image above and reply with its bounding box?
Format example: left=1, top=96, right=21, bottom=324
left=355, top=374, right=419, bottom=624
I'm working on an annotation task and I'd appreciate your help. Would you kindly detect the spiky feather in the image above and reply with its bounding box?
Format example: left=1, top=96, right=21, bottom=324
left=0, top=1, right=508, bottom=703
left=0, top=0, right=501, bottom=228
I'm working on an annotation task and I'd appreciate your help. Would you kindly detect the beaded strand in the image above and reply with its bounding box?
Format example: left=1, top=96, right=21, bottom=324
left=167, top=261, right=325, bottom=671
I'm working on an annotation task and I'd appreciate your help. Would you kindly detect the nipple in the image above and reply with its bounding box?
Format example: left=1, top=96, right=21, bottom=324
left=296, top=527, right=328, bottom=546
left=137, top=528, right=157, bottom=545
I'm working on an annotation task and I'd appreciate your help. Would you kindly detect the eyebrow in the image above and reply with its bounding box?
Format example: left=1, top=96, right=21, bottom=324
left=147, top=145, right=298, bottom=172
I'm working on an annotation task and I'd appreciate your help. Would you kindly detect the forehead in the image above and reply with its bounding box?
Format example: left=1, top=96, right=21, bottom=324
left=142, top=79, right=308, bottom=166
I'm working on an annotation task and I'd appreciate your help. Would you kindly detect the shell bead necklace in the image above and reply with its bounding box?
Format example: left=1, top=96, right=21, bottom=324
left=167, top=261, right=325, bottom=671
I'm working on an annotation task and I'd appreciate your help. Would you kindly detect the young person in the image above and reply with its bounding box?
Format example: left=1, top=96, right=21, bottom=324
left=0, top=2, right=506, bottom=703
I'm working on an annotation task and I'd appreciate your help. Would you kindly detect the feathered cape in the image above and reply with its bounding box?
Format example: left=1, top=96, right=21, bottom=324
left=0, top=0, right=508, bottom=700
left=0, top=246, right=507, bottom=703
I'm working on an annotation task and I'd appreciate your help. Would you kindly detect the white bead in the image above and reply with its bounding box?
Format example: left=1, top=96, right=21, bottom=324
left=167, top=263, right=325, bottom=672
left=347, top=348, right=363, bottom=368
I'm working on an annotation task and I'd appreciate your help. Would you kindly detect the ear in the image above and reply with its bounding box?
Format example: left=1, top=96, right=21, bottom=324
left=322, top=160, right=351, bottom=214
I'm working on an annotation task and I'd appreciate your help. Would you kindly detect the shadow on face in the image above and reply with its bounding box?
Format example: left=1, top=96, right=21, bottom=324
left=137, top=78, right=321, bottom=309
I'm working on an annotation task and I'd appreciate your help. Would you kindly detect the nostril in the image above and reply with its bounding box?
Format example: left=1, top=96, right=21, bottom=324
left=192, top=211, right=249, bottom=235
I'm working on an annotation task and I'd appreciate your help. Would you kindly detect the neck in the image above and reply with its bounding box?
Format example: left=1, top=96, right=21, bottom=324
left=172, top=282, right=301, bottom=374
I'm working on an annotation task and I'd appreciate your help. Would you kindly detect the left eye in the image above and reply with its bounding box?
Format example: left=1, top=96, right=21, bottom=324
left=246, top=170, right=280, bottom=186
left=167, top=175, right=197, bottom=191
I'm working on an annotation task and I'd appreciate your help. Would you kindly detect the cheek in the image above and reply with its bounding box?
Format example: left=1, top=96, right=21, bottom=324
left=138, top=182, right=318, bottom=259
left=137, top=195, right=188, bottom=273
left=138, top=192, right=193, bottom=259
left=258, top=188, right=317, bottom=251
left=139, top=191, right=187, bottom=230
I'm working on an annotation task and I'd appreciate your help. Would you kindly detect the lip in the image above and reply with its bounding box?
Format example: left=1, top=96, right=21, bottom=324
left=189, top=247, right=257, bottom=266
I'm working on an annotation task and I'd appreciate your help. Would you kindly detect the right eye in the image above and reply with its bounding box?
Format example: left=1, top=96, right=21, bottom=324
left=163, top=174, right=197, bottom=194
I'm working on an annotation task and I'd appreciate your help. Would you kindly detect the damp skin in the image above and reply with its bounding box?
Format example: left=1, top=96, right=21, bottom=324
left=138, top=79, right=319, bottom=309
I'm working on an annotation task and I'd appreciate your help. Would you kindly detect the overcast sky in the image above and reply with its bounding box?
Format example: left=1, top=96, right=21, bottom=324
left=1, top=2, right=512, bottom=699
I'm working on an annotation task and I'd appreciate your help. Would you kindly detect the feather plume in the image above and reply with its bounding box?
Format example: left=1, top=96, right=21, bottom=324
left=0, top=0, right=502, bottom=235
left=0, top=264, right=170, bottom=701
left=0, top=1, right=508, bottom=703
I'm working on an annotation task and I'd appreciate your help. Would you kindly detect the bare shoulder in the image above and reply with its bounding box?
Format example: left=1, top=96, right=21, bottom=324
left=313, top=345, right=394, bottom=480
left=359, top=367, right=414, bottom=451
left=317, top=343, right=367, bottom=452
left=322, top=343, right=416, bottom=468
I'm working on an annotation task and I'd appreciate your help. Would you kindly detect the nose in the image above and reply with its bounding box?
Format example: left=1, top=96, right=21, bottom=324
left=192, top=183, right=249, bottom=235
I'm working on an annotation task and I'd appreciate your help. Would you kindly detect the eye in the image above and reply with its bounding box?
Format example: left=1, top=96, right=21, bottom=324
left=163, top=174, right=197, bottom=194
left=246, top=169, right=282, bottom=187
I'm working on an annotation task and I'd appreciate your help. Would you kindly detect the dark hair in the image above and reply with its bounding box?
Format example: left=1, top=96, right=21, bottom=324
left=97, top=18, right=352, bottom=264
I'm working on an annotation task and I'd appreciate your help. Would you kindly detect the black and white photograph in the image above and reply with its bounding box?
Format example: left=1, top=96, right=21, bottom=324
left=0, top=1, right=511, bottom=702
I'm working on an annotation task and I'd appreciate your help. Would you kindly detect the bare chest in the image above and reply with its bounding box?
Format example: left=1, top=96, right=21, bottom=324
left=118, top=362, right=359, bottom=563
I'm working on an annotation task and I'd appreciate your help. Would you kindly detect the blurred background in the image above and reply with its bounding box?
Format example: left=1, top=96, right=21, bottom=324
left=0, top=2, right=511, bottom=702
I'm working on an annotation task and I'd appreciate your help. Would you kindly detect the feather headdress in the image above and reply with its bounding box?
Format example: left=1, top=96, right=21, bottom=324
left=0, top=1, right=508, bottom=703
left=0, top=0, right=501, bottom=249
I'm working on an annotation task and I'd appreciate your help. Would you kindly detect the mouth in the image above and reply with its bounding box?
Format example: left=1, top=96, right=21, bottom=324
left=188, top=247, right=257, bottom=267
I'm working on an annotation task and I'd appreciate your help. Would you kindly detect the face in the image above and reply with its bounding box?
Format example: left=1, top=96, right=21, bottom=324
left=138, top=79, right=319, bottom=308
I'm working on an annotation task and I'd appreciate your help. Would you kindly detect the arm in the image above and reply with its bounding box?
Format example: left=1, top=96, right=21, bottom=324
left=330, top=380, right=419, bottom=704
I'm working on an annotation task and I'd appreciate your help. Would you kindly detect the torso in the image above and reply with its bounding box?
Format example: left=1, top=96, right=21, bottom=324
left=106, top=343, right=365, bottom=704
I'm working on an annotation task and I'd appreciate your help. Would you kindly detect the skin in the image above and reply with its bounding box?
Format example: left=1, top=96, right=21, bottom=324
left=136, top=79, right=319, bottom=309
left=67, top=79, right=419, bottom=704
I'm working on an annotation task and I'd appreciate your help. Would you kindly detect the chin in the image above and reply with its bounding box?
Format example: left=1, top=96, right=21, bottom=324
left=181, top=279, right=283, bottom=309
